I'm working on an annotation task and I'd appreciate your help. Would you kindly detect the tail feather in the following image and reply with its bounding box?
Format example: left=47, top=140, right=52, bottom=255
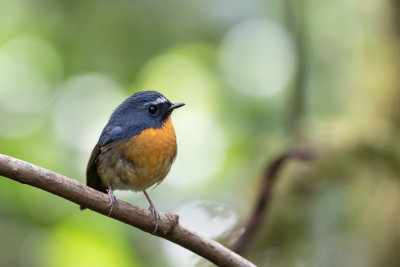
left=80, top=143, right=107, bottom=210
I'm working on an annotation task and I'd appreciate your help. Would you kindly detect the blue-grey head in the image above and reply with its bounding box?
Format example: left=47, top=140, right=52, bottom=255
left=99, top=91, right=185, bottom=146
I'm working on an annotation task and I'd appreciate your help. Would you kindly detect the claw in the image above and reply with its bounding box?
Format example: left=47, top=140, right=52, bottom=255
left=107, top=187, right=117, bottom=216
left=143, top=190, right=160, bottom=234
left=149, top=204, right=160, bottom=234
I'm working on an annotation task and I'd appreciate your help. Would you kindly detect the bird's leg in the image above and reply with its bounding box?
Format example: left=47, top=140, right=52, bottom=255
left=107, top=186, right=117, bottom=216
left=143, top=190, right=160, bottom=234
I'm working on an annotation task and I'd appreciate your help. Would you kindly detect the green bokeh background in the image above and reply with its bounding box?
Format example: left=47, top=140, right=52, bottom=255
left=1, top=0, right=399, bottom=266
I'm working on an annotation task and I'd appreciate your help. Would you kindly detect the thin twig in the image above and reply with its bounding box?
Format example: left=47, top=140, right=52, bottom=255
left=0, top=154, right=256, bottom=267
left=232, top=148, right=314, bottom=255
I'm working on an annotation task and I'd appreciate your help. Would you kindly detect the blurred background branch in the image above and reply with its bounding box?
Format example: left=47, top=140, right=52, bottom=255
left=0, top=154, right=256, bottom=267
left=232, top=147, right=315, bottom=255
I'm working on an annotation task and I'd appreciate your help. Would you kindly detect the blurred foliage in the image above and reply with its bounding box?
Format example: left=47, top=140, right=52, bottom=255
left=0, top=0, right=399, bottom=266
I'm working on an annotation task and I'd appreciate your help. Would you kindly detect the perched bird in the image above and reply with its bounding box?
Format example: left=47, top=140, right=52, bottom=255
left=81, top=91, right=184, bottom=233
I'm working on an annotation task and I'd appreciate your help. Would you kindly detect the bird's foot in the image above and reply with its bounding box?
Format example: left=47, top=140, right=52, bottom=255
left=149, top=203, right=161, bottom=234
left=143, top=190, right=160, bottom=234
left=107, top=187, right=117, bottom=216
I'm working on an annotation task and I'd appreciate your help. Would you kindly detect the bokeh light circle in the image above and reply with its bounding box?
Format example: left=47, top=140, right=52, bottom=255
left=136, top=45, right=219, bottom=113
left=0, top=35, right=63, bottom=138
left=219, top=19, right=296, bottom=97
left=53, top=73, right=126, bottom=154
left=0, top=36, right=62, bottom=114
left=162, top=200, right=237, bottom=267
left=166, top=110, right=227, bottom=188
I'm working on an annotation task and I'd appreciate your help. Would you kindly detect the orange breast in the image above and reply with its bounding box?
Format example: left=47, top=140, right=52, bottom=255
left=122, top=117, right=177, bottom=190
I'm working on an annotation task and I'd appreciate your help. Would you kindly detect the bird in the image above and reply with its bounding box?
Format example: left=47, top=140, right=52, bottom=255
left=81, top=91, right=184, bottom=233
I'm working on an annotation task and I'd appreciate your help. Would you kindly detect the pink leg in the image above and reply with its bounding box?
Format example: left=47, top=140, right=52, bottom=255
left=143, top=190, right=160, bottom=234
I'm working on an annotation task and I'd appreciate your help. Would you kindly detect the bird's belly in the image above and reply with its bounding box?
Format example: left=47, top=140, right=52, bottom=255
left=97, top=118, right=177, bottom=191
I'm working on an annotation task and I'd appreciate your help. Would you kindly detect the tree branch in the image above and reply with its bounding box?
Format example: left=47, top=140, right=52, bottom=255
left=0, top=154, right=255, bottom=267
left=232, top=148, right=314, bottom=255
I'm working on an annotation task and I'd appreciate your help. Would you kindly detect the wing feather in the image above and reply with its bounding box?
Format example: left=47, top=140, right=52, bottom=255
left=80, top=125, right=123, bottom=210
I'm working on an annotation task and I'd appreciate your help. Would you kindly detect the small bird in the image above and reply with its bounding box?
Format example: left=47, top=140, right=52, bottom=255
left=81, top=91, right=184, bottom=233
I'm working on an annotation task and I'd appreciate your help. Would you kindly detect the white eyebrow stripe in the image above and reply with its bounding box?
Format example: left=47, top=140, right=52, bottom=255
left=153, top=96, right=168, bottom=104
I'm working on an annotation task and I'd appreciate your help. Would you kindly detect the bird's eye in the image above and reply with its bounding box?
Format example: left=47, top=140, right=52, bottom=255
left=149, top=105, right=157, bottom=114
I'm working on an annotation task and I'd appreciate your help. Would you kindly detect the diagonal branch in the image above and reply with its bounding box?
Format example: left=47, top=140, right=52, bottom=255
left=0, top=154, right=255, bottom=267
left=232, top=148, right=315, bottom=255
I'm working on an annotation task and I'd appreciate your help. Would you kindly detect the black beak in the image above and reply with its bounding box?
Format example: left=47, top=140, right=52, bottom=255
left=169, top=102, right=185, bottom=110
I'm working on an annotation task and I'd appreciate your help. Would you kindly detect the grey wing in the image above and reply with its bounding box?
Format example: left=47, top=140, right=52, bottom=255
left=86, top=143, right=107, bottom=193
left=80, top=143, right=107, bottom=210
left=80, top=126, right=122, bottom=210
